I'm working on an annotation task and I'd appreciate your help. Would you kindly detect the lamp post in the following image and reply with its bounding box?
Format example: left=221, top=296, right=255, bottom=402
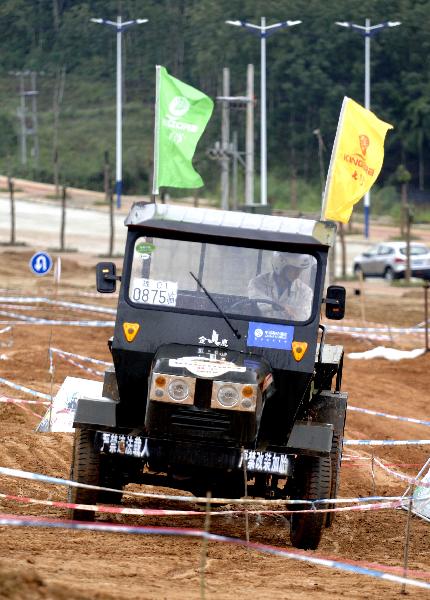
left=226, top=17, right=301, bottom=207
left=91, top=16, right=148, bottom=209
left=335, top=19, right=401, bottom=238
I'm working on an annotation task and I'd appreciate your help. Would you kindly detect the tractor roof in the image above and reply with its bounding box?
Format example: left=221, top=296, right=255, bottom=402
left=125, top=202, right=336, bottom=248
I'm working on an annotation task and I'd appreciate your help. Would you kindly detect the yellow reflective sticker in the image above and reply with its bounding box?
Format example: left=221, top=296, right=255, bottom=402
left=123, top=322, right=140, bottom=342
left=292, top=341, right=308, bottom=362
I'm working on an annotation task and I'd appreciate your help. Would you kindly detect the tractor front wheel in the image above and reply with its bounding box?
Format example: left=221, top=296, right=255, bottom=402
left=68, top=427, right=100, bottom=521
left=289, top=455, right=331, bottom=550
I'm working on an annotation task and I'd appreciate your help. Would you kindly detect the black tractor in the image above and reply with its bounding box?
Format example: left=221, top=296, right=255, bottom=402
left=69, top=203, right=347, bottom=550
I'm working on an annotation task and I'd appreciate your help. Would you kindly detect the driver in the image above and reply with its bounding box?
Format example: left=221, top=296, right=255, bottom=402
left=248, top=252, right=313, bottom=320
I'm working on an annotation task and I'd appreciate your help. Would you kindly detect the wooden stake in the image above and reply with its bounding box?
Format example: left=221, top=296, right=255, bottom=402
left=199, top=491, right=211, bottom=600
left=242, top=448, right=250, bottom=543
left=401, top=487, right=414, bottom=594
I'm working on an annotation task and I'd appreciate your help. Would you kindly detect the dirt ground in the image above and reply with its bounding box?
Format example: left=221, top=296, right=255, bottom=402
left=0, top=248, right=430, bottom=600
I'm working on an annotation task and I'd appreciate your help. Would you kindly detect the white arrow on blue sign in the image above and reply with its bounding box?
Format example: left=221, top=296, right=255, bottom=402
left=29, top=252, right=53, bottom=276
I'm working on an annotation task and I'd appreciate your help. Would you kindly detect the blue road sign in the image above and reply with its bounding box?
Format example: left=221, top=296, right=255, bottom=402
left=29, top=252, right=53, bottom=276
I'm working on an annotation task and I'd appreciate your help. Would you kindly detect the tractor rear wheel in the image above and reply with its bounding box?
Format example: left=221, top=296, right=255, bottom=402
left=289, top=455, right=331, bottom=550
left=68, top=427, right=100, bottom=521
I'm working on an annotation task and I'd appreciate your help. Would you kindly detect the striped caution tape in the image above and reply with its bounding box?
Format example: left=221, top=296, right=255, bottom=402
left=0, top=513, right=429, bottom=589
left=50, top=347, right=111, bottom=367
left=342, top=458, right=422, bottom=469
left=0, top=491, right=413, bottom=516
left=0, top=396, right=50, bottom=406
left=327, top=324, right=425, bottom=334
left=49, top=348, right=107, bottom=378
left=0, top=466, right=419, bottom=507
left=0, top=290, right=112, bottom=299
left=0, top=304, right=40, bottom=310
left=348, top=405, right=430, bottom=427
left=374, top=457, right=430, bottom=488
left=0, top=312, right=115, bottom=327
left=344, top=439, right=430, bottom=446
left=0, top=296, right=116, bottom=315
left=8, top=402, right=44, bottom=419
left=349, top=333, right=395, bottom=342
left=0, top=378, right=52, bottom=401
left=52, top=354, right=104, bottom=378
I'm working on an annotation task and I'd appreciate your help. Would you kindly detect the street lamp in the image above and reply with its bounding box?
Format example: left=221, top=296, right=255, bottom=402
left=336, top=19, right=401, bottom=237
left=226, top=17, right=301, bottom=207
left=91, top=16, right=148, bottom=209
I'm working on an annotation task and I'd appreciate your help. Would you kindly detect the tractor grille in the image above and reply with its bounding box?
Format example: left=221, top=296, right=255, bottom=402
left=170, top=406, right=231, bottom=435
left=194, top=378, right=212, bottom=409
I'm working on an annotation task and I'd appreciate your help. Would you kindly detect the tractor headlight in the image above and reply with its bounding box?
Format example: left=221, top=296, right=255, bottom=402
left=150, top=373, right=195, bottom=405
left=217, top=385, right=240, bottom=408
left=211, top=381, right=258, bottom=411
left=168, top=379, right=190, bottom=402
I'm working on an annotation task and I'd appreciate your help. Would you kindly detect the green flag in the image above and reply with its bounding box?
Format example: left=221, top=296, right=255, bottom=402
left=152, top=65, right=214, bottom=194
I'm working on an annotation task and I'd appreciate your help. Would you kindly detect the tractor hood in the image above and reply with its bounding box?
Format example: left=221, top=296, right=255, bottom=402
left=152, top=343, right=273, bottom=387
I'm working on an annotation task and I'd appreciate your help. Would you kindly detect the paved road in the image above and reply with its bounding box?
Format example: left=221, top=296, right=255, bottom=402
left=0, top=197, right=127, bottom=256
left=1, top=194, right=430, bottom=277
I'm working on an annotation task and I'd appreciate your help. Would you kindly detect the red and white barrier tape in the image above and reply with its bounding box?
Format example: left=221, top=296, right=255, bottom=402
left=374, top=457, right=430, bottom=488
left=0, top=491, right=409, bottom=516
left=0, top=466, right=419, bottom=507
left=0, top=396, right=50, bottom=406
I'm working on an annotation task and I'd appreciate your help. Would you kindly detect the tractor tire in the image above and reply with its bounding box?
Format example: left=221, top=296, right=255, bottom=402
left=68, top=427, right=100, bottom=521
left=98, top=455, right=125, bottom=505
left=325, top=430, right=344, bottom=527
left=289, top=455, right=331, bottom=550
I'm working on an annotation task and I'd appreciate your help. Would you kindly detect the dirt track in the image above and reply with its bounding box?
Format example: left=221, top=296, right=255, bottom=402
left=0, top=249, right=429, bottom=599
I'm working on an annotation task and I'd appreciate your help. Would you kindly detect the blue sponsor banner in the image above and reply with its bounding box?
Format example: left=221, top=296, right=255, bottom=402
left=247, top=322, right=294, bottom=350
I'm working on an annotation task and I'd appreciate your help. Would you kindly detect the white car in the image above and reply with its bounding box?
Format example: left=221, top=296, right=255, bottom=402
left=353, top=241, right=430, bottom=281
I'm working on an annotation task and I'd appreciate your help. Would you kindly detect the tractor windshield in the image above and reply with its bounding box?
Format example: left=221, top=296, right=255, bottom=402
left=128, top=236, right=317, bottom=322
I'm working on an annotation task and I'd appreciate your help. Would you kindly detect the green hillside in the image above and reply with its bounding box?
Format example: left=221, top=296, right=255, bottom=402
left=0, top=0, right=429, bottom=216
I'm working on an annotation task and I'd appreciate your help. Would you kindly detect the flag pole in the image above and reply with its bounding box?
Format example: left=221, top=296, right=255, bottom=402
left=152, top=65, right=161, bottom=196
left=321, top=96, right=348, bottom=220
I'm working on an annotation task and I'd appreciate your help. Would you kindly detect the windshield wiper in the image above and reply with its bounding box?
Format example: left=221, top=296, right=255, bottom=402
left=189, top=271, right=241, bottom=340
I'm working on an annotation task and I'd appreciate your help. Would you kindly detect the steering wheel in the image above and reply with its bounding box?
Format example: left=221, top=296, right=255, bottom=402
left=230, top=298, right=286, bottom=313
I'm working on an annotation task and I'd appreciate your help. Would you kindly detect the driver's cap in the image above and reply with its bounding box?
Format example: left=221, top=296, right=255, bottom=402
left=272, top=251, right=310, bottom=274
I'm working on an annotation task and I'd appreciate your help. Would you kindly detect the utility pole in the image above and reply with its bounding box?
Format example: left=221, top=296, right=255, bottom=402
left=91, top=15, right=148, bottom=209
left=214, top=65, right=255, bottom=209
left=18, top=73, right=26, bottom=165
left=231, top=130, right=239, bottom=210
left=221, top=68, right=230, bottom=210
left=313, top=128, right=325, bottom=199
left=226, top=18, right=301, bottom=206
left=13, top=71, right=40, bottom=167
left=30, top=72, right=40, bottom=166
left=245, top=64, right=254, bottom=206
left=335, top=18, right=401, bottom=238
left=405, top=206, right=413, bottom=283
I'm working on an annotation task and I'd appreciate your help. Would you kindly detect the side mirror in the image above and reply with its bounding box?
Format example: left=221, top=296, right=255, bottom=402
left=325, top=285, right=346, bottom=320
left=96, top=262, right=120, bottom=293
left=362, top=252, right=370, bottom=258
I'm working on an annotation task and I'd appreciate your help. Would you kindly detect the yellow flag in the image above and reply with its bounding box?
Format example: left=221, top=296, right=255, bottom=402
left=322, top=97, right=393, bottom=223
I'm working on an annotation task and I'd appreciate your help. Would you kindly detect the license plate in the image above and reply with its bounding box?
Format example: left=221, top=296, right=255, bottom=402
left=130, top=278, right=178, bottom=306
left=240, top=450, right=291, bottom=476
